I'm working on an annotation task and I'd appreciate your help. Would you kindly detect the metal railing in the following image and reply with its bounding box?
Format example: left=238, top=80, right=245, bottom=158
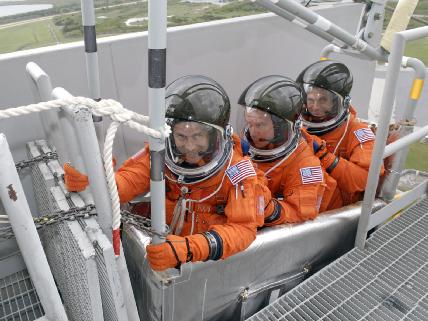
left=25, top=63, right=139, bottom=320
left=355, top=26, right=428, bottom=249
left=253, top=0, right=388, bottom=62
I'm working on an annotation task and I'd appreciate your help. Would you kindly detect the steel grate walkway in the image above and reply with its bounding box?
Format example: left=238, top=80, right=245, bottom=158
left=247, top=196, right=428, bottom=321
left=0, top=270, right=44, bottom=321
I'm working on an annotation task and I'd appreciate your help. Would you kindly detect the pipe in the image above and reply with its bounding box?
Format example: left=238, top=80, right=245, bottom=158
left=254, top=0, right=339, bottom=45
left=320, top=44, right=343, bottom=60
left=53, top=87, right=112, bottom=237
left=148, top=0, right=167, bottom=244
left=265, top=0, right=387, bottom=61
left=26, top=62, right=69, bottom=164
left=384, top=124, right=428, bottom=159
left=53, top=88, right=140, bottom=320
left=81, top=0, right=104, bottom=151
left=355, top=26, right=428, bottom=249
left=355, top=32, right=405, bottom=249
left=0, top=133, right=68, bottom=321
left=380, top=57, right=426, bottom=201
left=51, top=87, right=94, bottom=206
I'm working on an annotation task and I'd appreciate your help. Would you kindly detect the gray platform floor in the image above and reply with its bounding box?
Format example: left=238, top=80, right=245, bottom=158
left=248, top=196, right=428, bottom=321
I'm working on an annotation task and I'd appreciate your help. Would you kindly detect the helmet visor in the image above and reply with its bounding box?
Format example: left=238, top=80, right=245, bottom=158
left=166, top=120, right=228, bottom=179
left=302, top=85, right=346, bottom=130
left=238, top=107, right=297, bottom=161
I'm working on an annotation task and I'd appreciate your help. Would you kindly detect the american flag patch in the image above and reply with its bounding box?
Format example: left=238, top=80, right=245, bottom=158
left=354, top=128, right=375, bottom=144
left=226, top=159, right=256, bottom=185
left=300, top=166, right=323, bottom=185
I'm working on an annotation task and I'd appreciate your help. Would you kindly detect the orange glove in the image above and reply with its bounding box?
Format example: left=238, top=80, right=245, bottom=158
left=63, top=163, right=89, bottom=192
left=146, top=234, right=210, bottom=271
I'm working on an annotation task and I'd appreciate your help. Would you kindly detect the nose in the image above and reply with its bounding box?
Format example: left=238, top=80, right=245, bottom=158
left=308, top=101, right=322, bottom=114
left=249, top=126, right=261, bottom=140
left=311, top=100, right=321, bottom=109
left=185, top=140, right=197, bottom=152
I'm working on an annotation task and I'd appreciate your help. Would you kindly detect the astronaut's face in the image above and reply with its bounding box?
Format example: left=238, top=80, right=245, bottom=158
left=245, top=108, right=274, bottom=149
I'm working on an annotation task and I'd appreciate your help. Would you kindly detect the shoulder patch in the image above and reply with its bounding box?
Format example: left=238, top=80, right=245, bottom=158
left=300, top=166, right=323, bottom=185
left=354, top=128, right=375, bottom=144
left=226, top=159, right=256, bottom=185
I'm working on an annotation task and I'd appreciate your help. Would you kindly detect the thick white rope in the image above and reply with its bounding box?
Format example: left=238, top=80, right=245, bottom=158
left=0, top=97, right=170, bottom=139
left=0, top=96, right=171, bottom=239
left=104, top=121, right=122, bottom=231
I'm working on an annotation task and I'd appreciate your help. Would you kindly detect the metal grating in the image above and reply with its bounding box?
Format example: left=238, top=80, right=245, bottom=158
left=0, top=270, right=44, bottom=321
left=248, top=196, right=428, bottom=321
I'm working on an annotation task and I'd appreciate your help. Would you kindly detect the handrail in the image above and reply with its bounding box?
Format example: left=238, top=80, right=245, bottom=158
left=253, top=0, right=388, bottom=62
left=355, top=26, right=428, bottom=250
left=51, top=87, right=112, bottom=237
left=254, top=0, right=337, bottom=44
left=26, top=62, right=68, bottom=164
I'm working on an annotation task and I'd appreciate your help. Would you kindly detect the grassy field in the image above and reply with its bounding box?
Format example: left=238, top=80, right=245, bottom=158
left=405, top=142, right=428, bottom=172
left=404, top=38, right=428, bottom=66
left=0, top=19, right=66, bottom=52
left=0, top=0, right=266, bottom=53
left=384, top=0, right=428, bottom=64
left=0, top=0, right=426, bottom=58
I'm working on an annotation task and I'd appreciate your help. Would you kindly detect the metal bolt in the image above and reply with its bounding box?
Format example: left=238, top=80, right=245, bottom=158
left=240, top=288, right=249, bottom=301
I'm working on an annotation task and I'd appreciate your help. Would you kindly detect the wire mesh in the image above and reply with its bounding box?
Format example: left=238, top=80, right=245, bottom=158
left=248, top=196, right=428, bottom=321
left=28, top=140, right=127, bottom=321
left=28, top=141, right=102, bottom=321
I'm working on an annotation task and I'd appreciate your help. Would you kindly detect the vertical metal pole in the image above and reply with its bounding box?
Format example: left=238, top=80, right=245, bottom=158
left=0, top=134, right=68, bottom=321
left=148, top=0, right=167, bottom=244
left=380, top=57, right=426, bottom=201
left=81, top=0, right=104, bottom=150
left=355, top=33, right=406, bottom=249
